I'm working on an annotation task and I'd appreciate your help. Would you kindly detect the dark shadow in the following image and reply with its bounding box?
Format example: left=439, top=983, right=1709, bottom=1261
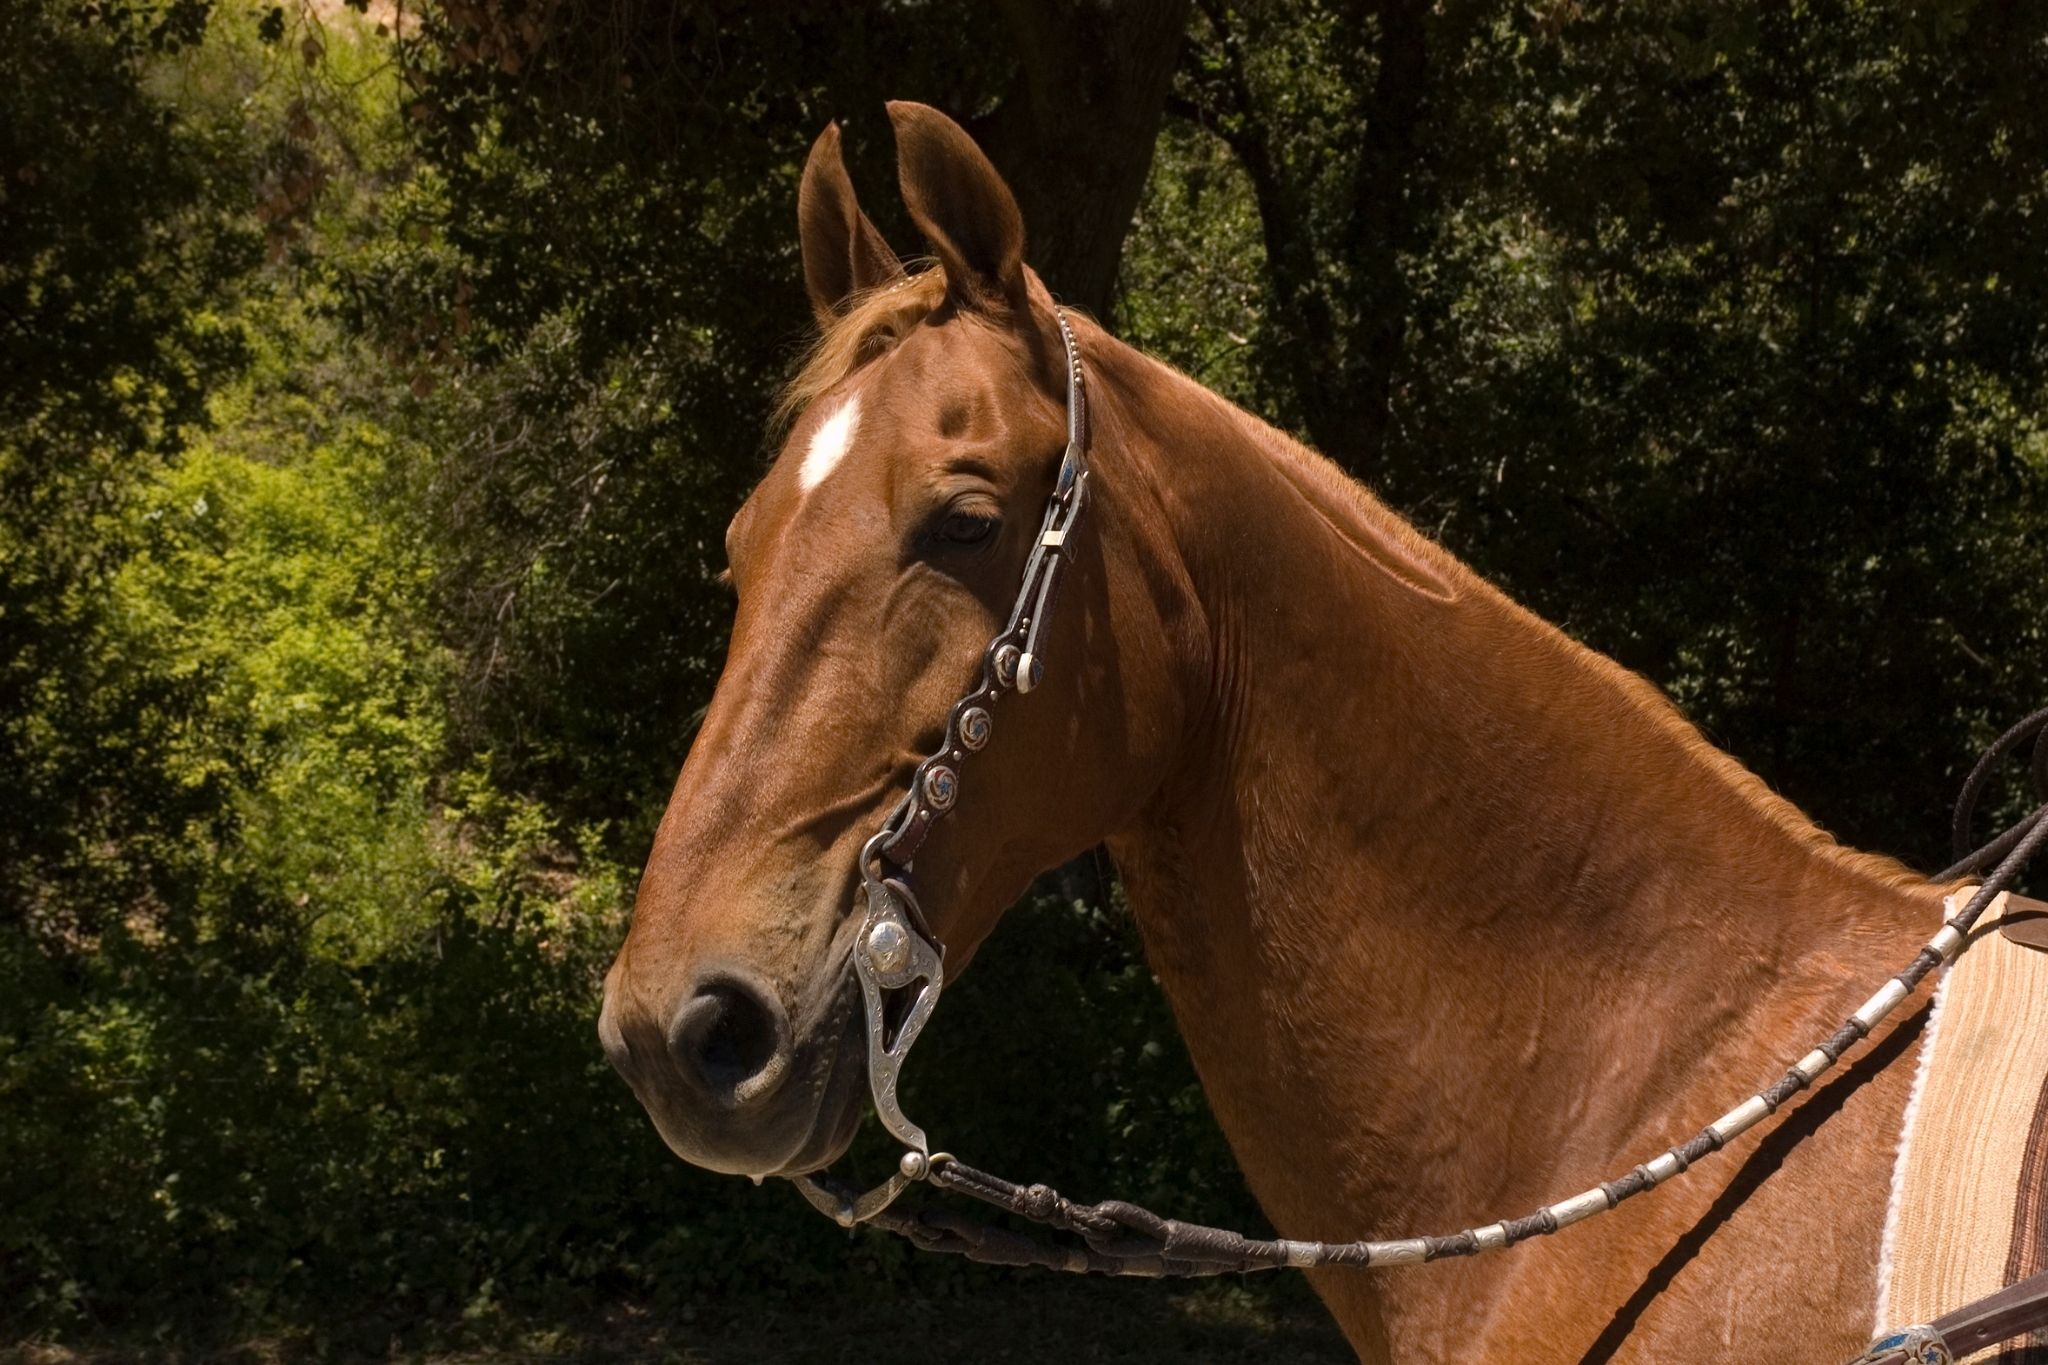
left=1577, top=1003, right=1931, bottom=1365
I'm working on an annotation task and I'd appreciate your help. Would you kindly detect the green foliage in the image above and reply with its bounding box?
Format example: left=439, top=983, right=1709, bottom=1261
left=5, top=0, right=2047, bottom=1353
left=361, top=1, right=1024, bottom=835
left=1166, top=0, right=2048, bottom=855
left=0, top=5, right=1254, bottom=1346
left=1118, top=120, right=1277, bottom=409
left=1420, top=0, right=2048, bottom=852
left=0, top=0, right=254, bottom=940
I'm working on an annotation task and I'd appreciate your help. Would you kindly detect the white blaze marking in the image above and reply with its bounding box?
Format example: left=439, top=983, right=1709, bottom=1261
left=799, top=394, right=861, bottom=492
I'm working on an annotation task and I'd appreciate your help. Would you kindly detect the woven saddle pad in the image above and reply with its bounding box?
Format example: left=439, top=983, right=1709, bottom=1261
left=1880, top=890, right=2048, bottom=1363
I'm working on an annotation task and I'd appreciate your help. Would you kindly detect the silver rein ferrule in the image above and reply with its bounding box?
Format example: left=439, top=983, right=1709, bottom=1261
left=793, top=305, right=1090, bottom=1225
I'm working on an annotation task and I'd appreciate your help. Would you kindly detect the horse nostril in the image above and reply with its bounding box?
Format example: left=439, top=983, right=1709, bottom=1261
left=668, top=974, right=790, bottom=1104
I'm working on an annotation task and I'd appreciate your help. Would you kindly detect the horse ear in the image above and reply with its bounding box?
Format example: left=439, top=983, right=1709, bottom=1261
left=798, top=122, right=905, bottom=327
left=886, top=100, right=1026, bottom=313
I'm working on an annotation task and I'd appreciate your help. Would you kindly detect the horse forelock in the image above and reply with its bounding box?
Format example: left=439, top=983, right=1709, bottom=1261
left=774, top=262, right=947, bottom=431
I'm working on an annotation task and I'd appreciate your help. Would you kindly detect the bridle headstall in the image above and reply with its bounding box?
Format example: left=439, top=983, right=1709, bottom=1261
left=782, top=304, right=2048, bottom=1365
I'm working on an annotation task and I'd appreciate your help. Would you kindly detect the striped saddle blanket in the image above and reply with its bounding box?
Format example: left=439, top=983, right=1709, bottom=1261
left=1881, top=889, right=2048, bottom=1363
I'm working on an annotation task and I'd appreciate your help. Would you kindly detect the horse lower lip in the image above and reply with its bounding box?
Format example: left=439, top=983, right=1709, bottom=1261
left=763, top=1017, right=868, bottom=1178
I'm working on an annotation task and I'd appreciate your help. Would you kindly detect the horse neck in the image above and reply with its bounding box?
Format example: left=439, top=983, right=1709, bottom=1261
left=1087, top=338, right=1936, bottom=1263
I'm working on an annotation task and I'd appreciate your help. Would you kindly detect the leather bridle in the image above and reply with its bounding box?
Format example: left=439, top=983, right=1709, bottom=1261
left=778, top=302, right=2048, bottom=1364
left=788, top=303, right=1090, bottom=1225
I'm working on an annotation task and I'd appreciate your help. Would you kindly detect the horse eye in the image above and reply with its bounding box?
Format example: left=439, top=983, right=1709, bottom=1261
left=934, top=510, right=1000, bottom=547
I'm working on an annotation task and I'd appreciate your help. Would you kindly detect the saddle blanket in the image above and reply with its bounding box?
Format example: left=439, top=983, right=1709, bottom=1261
left=1880, top=889, right=2048, bottom=1362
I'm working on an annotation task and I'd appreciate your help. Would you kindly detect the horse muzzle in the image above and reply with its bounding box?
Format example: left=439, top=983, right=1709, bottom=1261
left=598, top=954, right=867, bottom=1177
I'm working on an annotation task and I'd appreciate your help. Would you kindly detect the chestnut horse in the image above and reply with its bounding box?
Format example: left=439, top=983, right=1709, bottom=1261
left=598, top=102, right=1949, bottom=1362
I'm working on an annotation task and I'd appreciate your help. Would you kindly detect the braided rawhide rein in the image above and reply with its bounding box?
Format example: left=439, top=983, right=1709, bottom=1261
left=804, top=707, right=2048, bottom=1279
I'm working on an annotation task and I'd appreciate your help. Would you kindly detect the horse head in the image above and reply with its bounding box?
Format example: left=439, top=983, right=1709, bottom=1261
left=598, top=103, right=1182, bottom=1177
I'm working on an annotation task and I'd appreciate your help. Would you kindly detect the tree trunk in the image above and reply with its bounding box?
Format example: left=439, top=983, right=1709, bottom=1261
left=1172, top=0, right=1468, bottom=476
left=971, top=0, right=1193, bottom=320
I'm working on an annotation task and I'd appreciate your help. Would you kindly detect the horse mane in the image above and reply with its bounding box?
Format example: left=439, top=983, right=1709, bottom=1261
left=775, top=263, right=947, bottom=429
left=1150, top=348, right=1935, bottom=896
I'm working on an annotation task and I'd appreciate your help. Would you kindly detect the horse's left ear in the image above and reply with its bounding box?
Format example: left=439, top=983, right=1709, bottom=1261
left=799, top=122, right=906, bottom=327
left=887, top=100, right=1027, bottom=313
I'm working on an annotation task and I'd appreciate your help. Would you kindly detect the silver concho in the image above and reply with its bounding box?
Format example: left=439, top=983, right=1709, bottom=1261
left=861, top=917, right=911, bottom=977
left=921, top=764, right=958, bottom=811
left=957, top=706, right=992, bottom=751
left=993, top=644, right=1021, bottom=689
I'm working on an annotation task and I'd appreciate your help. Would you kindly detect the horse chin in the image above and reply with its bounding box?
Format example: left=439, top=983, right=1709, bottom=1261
left=761, top=1011, right=870, bottom=1178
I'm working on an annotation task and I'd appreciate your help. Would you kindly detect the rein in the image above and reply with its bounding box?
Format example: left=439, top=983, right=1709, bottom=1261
left=782, top=307, right=2048, bottom=1360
